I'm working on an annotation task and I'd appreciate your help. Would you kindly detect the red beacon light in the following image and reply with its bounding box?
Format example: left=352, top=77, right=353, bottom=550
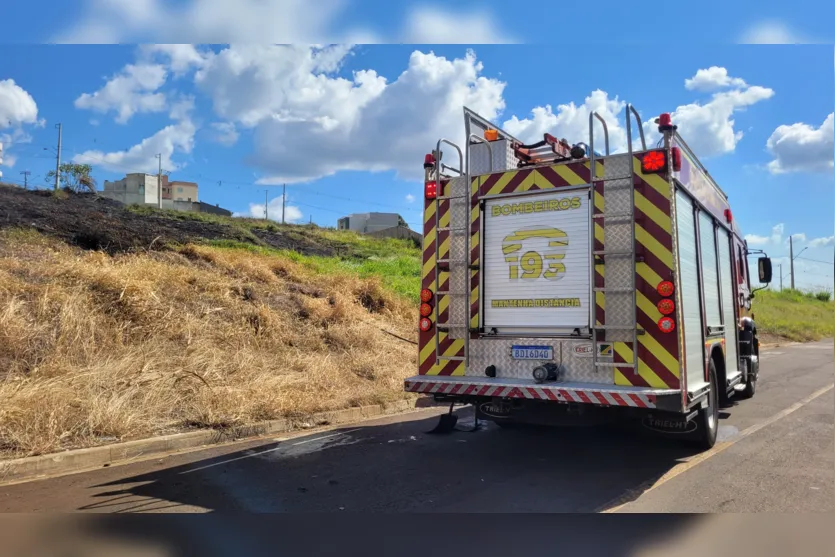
left=656, top=112, right=677, bottom=133
left=423, top=153, right=436, bottom=169
left=724, top=209, right=733, bottom=223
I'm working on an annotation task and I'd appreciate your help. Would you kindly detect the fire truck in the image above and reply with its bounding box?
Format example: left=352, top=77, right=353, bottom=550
left=405, top=105, right=773, bottom=449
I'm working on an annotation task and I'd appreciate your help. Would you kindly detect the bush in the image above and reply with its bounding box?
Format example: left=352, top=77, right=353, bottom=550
left=814, top=290, right=832, bottom=302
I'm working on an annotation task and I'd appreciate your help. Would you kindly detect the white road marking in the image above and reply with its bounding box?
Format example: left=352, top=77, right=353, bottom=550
left=599, top=382, right=834, bottom=513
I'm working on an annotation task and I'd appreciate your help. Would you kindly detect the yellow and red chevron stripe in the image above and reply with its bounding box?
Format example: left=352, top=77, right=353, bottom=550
left=419, top=179, right=465, bottom=376
left=611, top=156, right=681, bottom=389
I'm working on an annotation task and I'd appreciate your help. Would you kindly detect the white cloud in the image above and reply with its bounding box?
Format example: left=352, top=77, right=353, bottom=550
left=235, top=194, right=303, bottom=223
left=74, top=63, right=168, bottom=124
left=90, top=119, right=100, bottom=127
left=745, top=223, right=784, bottom=247
left=808, top=235, right=835, bottom=249
left=0, top=79, right=40, bottom=128
left=140, top=44, right=208, bottom=76
left=765, top=113, right=834, bottom=174
left=405, top=193, right=416, bottom=203
left=211, top=122, right=239, bottom=146
left=57, top=0, right=354, bottom=43
left=194, top=46, right=505, bottom=184
left=643, top=70, right=774, bottom=158
left=685, top=67, right=747, bottom=91
left=503, top=90, right=629, bottom=153
left=56, top=0, right=512, bottom=43
left=738, top=21, right=815, bottom=44
left=403, top=5, right=516, bottom=43
left=73, top=118, right=196, bottom=173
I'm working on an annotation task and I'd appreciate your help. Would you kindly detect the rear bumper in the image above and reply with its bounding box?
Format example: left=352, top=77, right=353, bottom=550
left=405, top=376, right=682, bottom=411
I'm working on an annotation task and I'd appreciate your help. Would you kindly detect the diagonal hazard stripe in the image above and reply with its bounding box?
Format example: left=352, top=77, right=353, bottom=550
left=615, top=342, right=669, bottom=389
left=549, top=164, right=587, bottom=186
left=424, top=200, right=437, bottom=224
left=637, top=262, right=664, bottom=291
left=425, top=339, right=465, bottom=376
left=636, top=223, right=673, bottom=270
left=487, top=170, right=522, bottom=195
left=635, top=190, right=671, bottom=234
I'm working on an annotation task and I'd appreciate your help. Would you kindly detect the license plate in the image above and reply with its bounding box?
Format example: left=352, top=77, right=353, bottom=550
left=511, top=345, right=554, bottom=360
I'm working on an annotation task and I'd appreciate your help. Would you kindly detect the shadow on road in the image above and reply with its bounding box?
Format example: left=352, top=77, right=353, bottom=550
left=77, top=407, right=710, bottom=514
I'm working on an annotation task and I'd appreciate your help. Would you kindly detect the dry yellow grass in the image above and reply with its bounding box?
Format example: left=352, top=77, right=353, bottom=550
left=0, top=230, right=418, bottom=458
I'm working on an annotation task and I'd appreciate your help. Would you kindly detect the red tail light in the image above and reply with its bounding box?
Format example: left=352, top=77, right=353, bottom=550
left=657, top=280, right=675, bottom=297
left=641, top=150, right=667, bottom=173
left=419, top=317, right=432, bottom=332
left=419, top=303, right=432, bottom=317
left=671, top=147, right=682, bottom=171
left=657, top=298, right=675, bottom=316
left=425, top=180, right=437, bottom=200
left=420, top=289, right=433, bottom=303
left=658, top=317, right=675, bottom=333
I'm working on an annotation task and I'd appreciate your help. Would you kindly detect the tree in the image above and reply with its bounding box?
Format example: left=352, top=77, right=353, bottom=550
left=45, top=163, right=97, bottom=193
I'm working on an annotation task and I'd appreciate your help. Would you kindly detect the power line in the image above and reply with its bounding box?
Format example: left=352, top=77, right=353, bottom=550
left=796, top=256, right=834, bottom=265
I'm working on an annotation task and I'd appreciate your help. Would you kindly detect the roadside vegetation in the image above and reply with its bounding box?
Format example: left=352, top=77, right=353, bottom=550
left=754, top=288, right=834, bottom=343
left=0, top=185, right=830, bottom=458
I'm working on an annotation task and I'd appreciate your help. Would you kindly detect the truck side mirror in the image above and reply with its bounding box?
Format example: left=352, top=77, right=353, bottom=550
left=758, top=257, right=772, bottom=284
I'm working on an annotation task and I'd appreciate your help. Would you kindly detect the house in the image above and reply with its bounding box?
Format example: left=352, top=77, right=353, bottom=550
left=337, top=212, right=421, bottom=244
left=337, top=212, right=409, bottom=234
left=101, top=173, right=229, bottom=216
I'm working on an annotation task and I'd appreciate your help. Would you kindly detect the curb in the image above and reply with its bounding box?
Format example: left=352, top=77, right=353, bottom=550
left=0, top=397, right=441, bottom=486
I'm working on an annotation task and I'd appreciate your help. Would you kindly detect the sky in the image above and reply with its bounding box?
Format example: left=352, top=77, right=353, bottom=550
left=0, top=2, right=833, bottom=290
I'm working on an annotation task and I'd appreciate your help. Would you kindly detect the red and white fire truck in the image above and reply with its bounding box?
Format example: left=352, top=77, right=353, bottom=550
left=406, top=105, right=773, bottom=449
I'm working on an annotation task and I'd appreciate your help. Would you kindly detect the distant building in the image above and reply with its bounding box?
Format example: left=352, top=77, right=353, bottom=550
left=102, top=173, right=161, bottom=205
left=338, top=212, right=409, bottom=234
left=101, top=173, right=228, bottom=216
left=169, top=180, right=199, bottom=203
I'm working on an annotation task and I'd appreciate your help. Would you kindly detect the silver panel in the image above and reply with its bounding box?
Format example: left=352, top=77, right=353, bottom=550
left=675, top=190, right=708, bottom=392
left=468, top=337, right=614, bottom=384
left=469, top=139, right=516, bottom=176
left=716, top=228, right=739, bottom=373
left=698, top=212, right=722, bottom=327
left=602, top=154, right=635, bottom=343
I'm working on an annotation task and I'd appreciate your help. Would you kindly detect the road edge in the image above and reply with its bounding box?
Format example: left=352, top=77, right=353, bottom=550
left=0, top=397, right=439, bottom=486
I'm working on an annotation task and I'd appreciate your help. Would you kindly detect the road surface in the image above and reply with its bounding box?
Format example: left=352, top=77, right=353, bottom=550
left=0, top=340, right=831, bottom=514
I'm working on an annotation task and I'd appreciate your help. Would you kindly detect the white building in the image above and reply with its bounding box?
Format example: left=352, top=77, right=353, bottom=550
left=101, top=173, right=161, bottom=205
left=337, top=212, right=409, bottom=234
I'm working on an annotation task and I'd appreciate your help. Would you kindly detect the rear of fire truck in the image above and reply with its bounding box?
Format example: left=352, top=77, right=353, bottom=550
left=405, top=105, right=770, bottom=450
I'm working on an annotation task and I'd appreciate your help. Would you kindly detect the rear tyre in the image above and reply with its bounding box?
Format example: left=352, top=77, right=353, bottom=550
left=695, top=361, right=719, bottom=450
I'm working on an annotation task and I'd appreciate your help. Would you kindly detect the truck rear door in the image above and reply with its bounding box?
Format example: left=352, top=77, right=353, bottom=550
left=481, top=188, right=592, bottom=336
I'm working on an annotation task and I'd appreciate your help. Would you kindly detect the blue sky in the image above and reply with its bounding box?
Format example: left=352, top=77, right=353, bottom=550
left=0, top=41, right=833, bottom=289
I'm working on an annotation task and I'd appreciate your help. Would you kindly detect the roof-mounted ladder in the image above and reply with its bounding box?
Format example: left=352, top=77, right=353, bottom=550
left=589, top=104, right=647, bottom=373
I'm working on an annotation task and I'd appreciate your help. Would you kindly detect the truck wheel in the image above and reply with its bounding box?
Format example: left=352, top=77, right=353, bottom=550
left=695, top=361, right=719, bottom=450
left=737, top=357, right=758, bottom=400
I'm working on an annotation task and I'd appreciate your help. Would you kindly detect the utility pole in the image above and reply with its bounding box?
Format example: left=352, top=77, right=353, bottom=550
left=779, top=264, right=782, bottom=291
left=20, top=170, right=30, bottom=189
left=282, top=183, right=286, bottom=225
left=156, top=154, right=162, bottom=208
left=789, top=236, right=795, bottom=290
left=54, top=123, right=62, bottom=191
left=265, top=190, right=269, bottom=220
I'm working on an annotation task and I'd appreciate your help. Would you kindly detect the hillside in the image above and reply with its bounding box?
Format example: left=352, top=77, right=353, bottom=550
left=0, top=185, right=830, bottom=458
left=0, top=187, right=421, bottom=458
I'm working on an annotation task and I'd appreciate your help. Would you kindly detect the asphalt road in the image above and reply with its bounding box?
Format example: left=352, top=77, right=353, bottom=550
left=0, top=340, right=831, bottom=515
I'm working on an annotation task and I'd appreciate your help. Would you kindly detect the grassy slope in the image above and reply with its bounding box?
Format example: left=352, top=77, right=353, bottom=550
left=1, top=204, right=831, bottom=457
left=753, top=289, right=834, bottom=343
left=0, top=226, right=420, bottom=458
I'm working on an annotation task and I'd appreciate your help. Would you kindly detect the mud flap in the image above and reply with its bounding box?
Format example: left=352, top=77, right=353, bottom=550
left=426, top=404, right=459, bottom=434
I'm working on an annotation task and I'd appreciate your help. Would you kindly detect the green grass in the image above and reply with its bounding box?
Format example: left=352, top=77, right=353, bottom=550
left=754, top=288, right=834, bottom=342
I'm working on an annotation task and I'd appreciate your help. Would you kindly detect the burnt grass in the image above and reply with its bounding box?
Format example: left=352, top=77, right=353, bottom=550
left=0, top=185, right=337, bottom=256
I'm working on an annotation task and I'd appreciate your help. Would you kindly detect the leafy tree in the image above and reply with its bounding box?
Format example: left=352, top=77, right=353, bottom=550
left=45, top=163, right=97, bottom=193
